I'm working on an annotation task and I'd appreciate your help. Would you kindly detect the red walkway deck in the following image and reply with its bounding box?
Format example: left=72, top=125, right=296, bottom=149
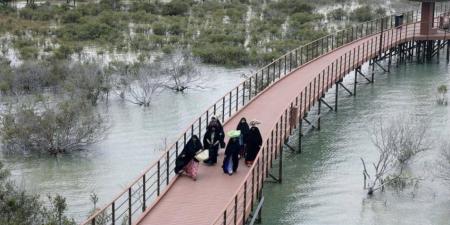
left=135, top=23, right=450, bottom=225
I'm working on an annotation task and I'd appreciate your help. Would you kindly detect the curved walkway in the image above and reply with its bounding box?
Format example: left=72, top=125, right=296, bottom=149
left=135, top=22, right=450, bottom=225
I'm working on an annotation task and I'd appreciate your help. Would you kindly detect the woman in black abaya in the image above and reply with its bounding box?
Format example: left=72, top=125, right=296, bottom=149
left=222, top=136, right=241, bottom=175
left=236, top=117, right=250, bottom=158
left=245, top=122, right=263, bottom=167
left=203, top=125, right=221, bottom=165
left=209, top=116, right=225, bottom=148
left=175, top=135, right=203, bottom=180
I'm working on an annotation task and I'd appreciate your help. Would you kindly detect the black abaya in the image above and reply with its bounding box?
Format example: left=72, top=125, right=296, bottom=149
left=208, top=120, right=225, bottom=148
left=236, top=120, right=250, bottom=144
left=222, top=137, right=241, bottom=174
left=245, top=127, right=263, bottom=162
left=175, top=136, right=203, bottom=174
left=203, top=129, right=221, bottom=164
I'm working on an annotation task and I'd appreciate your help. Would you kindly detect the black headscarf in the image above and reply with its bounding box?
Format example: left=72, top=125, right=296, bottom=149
left=236, top=117, right=250, bottom=138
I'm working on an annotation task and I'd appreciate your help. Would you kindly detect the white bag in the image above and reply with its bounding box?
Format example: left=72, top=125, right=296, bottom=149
left=195, top=150, right=209, bottom=161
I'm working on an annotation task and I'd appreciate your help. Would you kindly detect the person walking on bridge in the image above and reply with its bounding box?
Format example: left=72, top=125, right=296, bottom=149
left=245, top=121, right=263, bottom=167
left=175, top=135, right=203, bottom=181
left=203, top=125, right=221, bottom=165
left=209, top=116, right=225, bottom=149
left=236, top=117, right=250, bottom=159
left=222, top=130, right=241, bottom=175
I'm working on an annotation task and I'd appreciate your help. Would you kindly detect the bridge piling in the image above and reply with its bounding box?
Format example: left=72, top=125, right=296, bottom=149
left=371, top=58, right=375, bottom=82
left=437, top=40, right=440, bottom=63
left=447, top=40, right=450, bottom=62
left=298, top=118, right=302, bottom=154
left=318, top=100, right=321, bottom=130
left=353, top=69, right=357, bottom=96
left=334, top=81, right=339, bottom=112
left=388, top=48, right=392, bottom=71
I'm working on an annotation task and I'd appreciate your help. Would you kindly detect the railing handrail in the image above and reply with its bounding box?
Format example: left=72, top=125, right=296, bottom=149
left=81, top=2, right=450, bottom=224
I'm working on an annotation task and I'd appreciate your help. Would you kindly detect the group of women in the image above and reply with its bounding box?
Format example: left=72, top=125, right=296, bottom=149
left=175, top=116, right=263, bottom=180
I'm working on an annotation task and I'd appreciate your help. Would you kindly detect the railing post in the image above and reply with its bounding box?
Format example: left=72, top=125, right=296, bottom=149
left=112, top=202, right=115, bottom=225
left=142, top=174, right=146, bottom=212
left=278, top=58, right=282, bottom=77
left=251, top=169, right=255, bottom=212
left=223, top=211, right=227, bottom=225
left=229, top=92, right=232, bottom=117
left=234, top=196, right=238, bottom=225
left=222, top=97, right=225, bottom=121
left=300, top=48, right=303, bottom=65
left=199, top=117, right=202, bottom=139
left=157, top=161, right=160, bottom=196
left=166, top=151, right=170, bottom=185
left=236, top=87, right=239, bottom=110
left=128, top=188, right=132, bottom=225
left=255, top=73, right=259, bottom=93
left=379, top=17, right=384, bottom=56
left=242, top=83, right=245, bottom=106
left=289, top=52, right=292, bottom=71
left=243, top=181, right=247, bottom=225
left=248, top=77, right=252, bottom=100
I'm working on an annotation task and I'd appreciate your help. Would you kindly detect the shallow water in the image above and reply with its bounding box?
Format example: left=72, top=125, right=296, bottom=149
left=261, top=58, right=450, bottom=225
left=0, top=64, right=252, bottom=222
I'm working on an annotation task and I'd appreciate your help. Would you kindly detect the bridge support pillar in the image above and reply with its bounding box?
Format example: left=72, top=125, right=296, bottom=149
left=317, top=99, right=321, bottom=130
left=353, top=69, right=357, bottom=97
left=371, top=59, right=375, bottom=82
left=416, top=41, right=421, bottom=63
left=409, top=41, right=414, bottom=63
left=335, top=80, right=339, bottom=112
left=447, top=40, right=450, bottom=63
left=298, top=119, right=302, bottom=153
left=388, top=48, right=392, bottom=72
left=437, top=40, right=440, bottom=64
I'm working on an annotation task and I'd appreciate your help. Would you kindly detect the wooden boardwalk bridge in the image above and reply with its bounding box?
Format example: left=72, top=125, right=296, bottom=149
left=83, top=2, right=450, bottom=225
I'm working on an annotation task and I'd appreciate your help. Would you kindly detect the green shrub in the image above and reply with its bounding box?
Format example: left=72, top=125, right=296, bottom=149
left=192, top=43, right=249, bottom=66
left=350, top=5, right=374, bottom=22
left=168, top=22, right=185, bottom=35
left=329, top=8, right=347, bottom=21
left=58, top=20, right=118, bottom=42
left=54, top=44, right=74, bottom=59
left=161, top=0, right=190, bottom=16
left=129, top=1, right=159, bottom=13
left=61, top=10, right=82, bottom=23
left=152, top=22, right=166, bottom=36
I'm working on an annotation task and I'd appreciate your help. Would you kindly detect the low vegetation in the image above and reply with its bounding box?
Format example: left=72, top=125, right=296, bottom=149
left=0, top=161, right=76, bottom=225
left=0, top=0, right=388, bottom=67
left=437, top=84, right=448, bottom=105
left=361, top=117, right=429, bottom=195
left=0, top=97, right=108, bottom=155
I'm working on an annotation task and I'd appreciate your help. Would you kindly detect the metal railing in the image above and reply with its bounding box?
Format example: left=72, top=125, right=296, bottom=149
left=210, top=8, right=450, bottom=225
left=81, top=2, right=450, bottom=225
